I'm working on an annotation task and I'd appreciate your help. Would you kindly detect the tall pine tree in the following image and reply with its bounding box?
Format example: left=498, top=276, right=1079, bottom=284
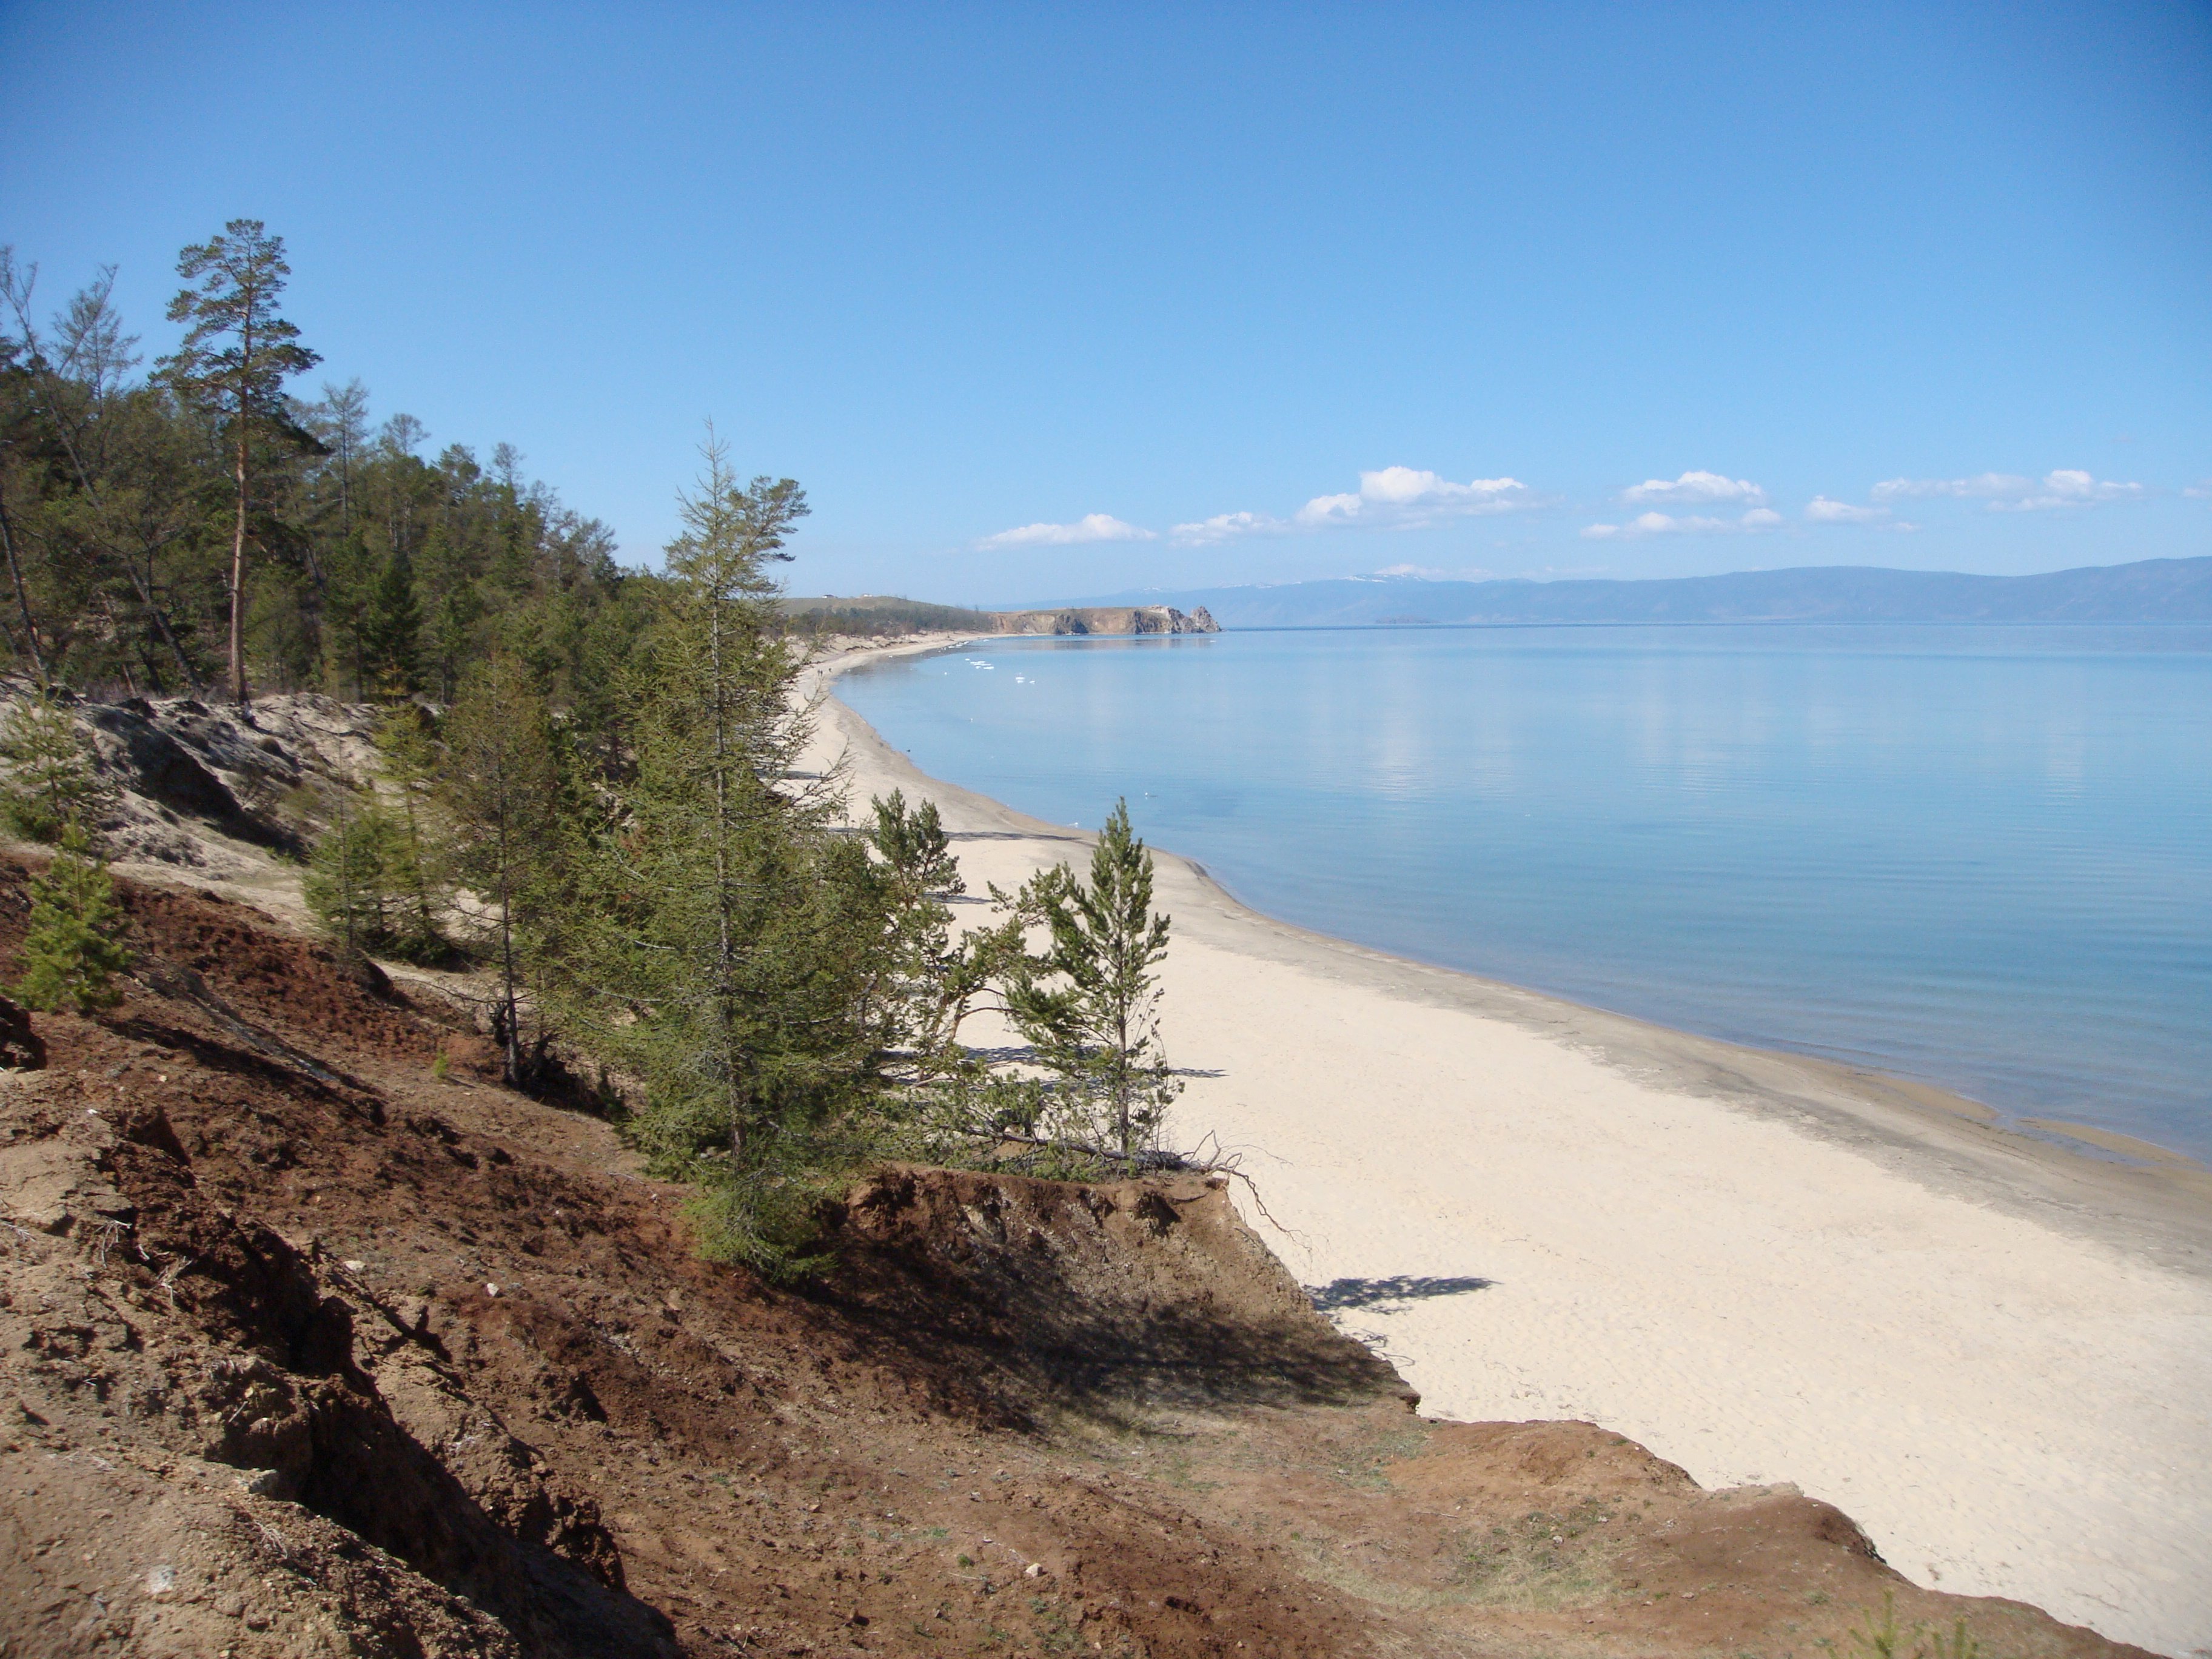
left=158, top=220, right=320, bottom=706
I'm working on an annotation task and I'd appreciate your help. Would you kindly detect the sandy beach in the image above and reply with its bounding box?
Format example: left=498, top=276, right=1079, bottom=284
left=805, top=636, right=2212, bottom=1657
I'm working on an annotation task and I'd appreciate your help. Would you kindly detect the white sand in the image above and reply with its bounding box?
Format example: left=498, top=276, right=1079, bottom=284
left=808, top=639, right=2212, bottom=1655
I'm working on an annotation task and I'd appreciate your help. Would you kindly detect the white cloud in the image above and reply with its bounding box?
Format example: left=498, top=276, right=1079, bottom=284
left=1581, top=507, right=1777, bottom=540
left=1173, top=466, right=1547, bottom=545
left=977, top=512, right=1156, bottom=550
left=1295, top=492, right=1366, bottom=528
left=1357, top=466, right=1535, bottom=512
left=1806, top=495, right=1889, bottom=525
left=1168, top=509, right=1293, bottom=545
left=1372, top=561, right=1450, bottom=579
left=1873, top=472, right=2017, bottom=502
left=2185, top=480, right=2212, bottom=500
left=1622, top=470, right=1768, bottom=507
left=1871, top=469, right=2142, bottom=511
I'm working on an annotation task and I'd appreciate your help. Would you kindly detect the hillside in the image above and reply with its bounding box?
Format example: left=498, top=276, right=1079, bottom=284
left=1063, top=555, right=2212, bottom=629
left=0, top=693, right=2155, bottom=1658
left=780, top=597, right=1002, bottom=637
left=783, top=597, right=1220, bottom=637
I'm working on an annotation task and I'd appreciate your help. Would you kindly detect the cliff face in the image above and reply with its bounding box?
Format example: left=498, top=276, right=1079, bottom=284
left=988, top=604, right=1219, bottom=635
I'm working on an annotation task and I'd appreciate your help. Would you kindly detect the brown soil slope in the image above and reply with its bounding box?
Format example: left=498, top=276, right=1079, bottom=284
left=0, top=862, right=2153, bottom=1658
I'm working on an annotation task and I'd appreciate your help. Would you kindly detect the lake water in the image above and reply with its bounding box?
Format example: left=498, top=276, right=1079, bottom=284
left=839, top=625, right=2212, bottom=1162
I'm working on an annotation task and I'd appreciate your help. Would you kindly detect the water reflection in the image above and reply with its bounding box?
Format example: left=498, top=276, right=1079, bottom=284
left=843, top=625, right=2212, bottom=1159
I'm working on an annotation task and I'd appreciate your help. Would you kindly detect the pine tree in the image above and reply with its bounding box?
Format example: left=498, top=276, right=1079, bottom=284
left=0, top=692, right=113, bottom=844
left=1003, top=798, right=1181, bottom=1156
left=13, top=827, right=131, bottom=1013
left=158, top=220, right=320, bottom=706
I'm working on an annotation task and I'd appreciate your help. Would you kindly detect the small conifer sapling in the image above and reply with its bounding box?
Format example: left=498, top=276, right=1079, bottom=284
left=13, top=828, right=131, bottom=1013
left=0, top=694, right=114, bottom=844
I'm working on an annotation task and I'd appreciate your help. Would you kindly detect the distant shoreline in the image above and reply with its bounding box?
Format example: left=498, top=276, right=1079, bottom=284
left=1036, top=553, right=2212, bottom=630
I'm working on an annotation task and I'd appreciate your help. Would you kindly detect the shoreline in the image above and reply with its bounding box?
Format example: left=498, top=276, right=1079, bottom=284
left=802, top=631, right=2212, bottom=1654
left=809, top=632, right=2212, bottom=1262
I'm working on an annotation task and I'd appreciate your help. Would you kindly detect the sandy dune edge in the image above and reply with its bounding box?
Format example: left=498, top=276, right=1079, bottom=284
left=803, top=635, right=2212, bottom=1657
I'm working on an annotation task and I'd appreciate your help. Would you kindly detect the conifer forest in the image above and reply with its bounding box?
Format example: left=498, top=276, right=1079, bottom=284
left=0, top=223, right=1184, bottom=1273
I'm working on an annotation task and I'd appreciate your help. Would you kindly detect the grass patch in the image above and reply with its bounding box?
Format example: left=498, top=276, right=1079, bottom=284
left=1446, top=1495, right=1618, bottom=1611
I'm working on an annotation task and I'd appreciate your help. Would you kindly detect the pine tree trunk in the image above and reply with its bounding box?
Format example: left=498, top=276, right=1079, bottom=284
left=229, top=426, right=250, bottom=706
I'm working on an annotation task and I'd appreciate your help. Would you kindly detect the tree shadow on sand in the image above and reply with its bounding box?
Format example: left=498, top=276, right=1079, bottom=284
left=1305, top=1275, right=1495, bottom=1313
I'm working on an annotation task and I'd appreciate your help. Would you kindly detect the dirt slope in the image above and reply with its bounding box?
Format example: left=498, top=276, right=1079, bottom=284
left=0, top=686, right=2167, bottom=1658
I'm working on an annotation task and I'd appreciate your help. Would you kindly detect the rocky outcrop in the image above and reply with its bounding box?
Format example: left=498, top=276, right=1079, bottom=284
left=3, top=687, right=380, bottom=876
left=988, top=605, right=1219, bottom=636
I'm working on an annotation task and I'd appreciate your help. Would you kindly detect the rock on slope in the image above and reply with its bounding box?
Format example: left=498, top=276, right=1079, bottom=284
left=17, top=687, right=377, bottom=900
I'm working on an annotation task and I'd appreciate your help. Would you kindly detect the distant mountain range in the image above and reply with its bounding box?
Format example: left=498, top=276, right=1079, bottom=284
left=1047, top=555, right=2212, bottom=629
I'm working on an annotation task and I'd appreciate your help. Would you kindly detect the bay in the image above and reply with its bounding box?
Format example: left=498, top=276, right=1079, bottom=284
left=839, top=624, right=2212, bottom=1162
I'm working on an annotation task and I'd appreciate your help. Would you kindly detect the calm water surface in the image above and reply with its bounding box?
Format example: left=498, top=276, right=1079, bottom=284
left=840, top=626, right=2212, bottom=1161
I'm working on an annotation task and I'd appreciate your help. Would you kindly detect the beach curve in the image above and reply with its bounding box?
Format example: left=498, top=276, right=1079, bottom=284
left=803, top=634, right=2212, bottom=1656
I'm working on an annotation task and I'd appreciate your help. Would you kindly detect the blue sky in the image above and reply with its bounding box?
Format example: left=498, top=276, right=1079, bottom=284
left=4, top=1, right=2207, bottom=604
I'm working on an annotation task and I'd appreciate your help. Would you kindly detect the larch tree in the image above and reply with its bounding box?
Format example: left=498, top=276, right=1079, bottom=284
left=865, top=786, right=1028, bottom=1136
left=588, top=434, right=817, bottom=1163
left=158, top=220, right=320, bottom=706
left=370, top=704, right=449, bottom=964
left=0, top=694, right=129, bottom=1013
left=0, top=693, right=115, bottom=844
left=435, top=651, right=561, bottom=1087
left=303, top=788, right=386, bottom=958
left=565, top=435, right=903, bottom=1270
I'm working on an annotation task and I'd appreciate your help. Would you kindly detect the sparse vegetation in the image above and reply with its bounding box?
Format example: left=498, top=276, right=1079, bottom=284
left=1443, top=1496, right=1617, bottom=1610
left=1845, top=1591, right=1984, bottom=1659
